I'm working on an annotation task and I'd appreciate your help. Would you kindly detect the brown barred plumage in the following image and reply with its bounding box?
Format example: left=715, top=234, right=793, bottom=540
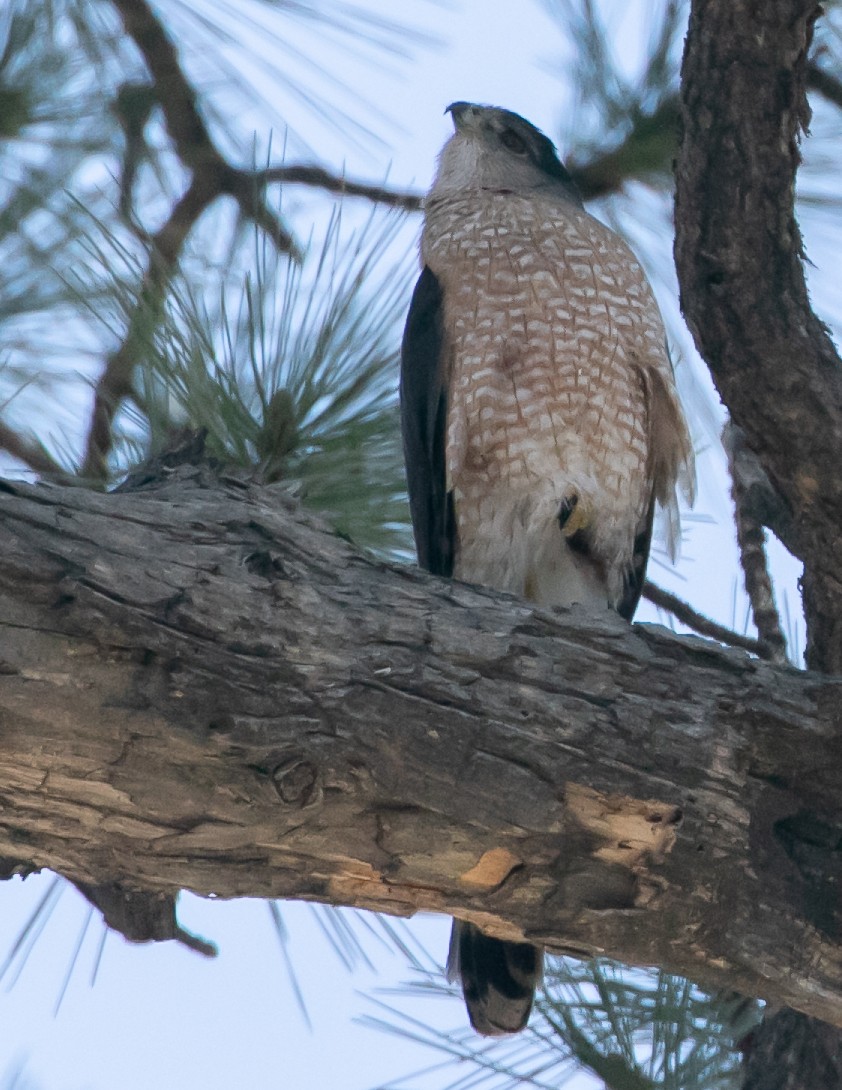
left=401, top=102, right=694, bottom=1036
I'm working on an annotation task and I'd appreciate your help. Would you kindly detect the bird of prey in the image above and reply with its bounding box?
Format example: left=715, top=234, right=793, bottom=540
left=400, top=102, right=694, bottom=1036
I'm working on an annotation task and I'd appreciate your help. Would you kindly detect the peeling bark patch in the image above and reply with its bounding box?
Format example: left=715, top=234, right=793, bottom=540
left=458, top=847, right=521, bottom=889
left=452, top=908, right=530, bottom=945
left=565, top=783, right=681, bottom=868
left=327, top=861, right=436, bottom=917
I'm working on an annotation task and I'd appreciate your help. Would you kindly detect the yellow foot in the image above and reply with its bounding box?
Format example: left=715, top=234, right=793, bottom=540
left=558, top=493, right=592, bottom=537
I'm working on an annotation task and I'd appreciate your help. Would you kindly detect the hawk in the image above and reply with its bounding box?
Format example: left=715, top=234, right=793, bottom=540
left=400, top=102, right=694, bottom=1036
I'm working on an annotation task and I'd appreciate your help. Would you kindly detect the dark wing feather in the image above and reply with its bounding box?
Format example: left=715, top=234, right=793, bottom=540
left=400, top=266, right=455, bottom=576
left=404, top=270, right=540, bottom=1036
left=617, top=496, right=655, bottom=621
left=618, top=352, right=687, bottom=622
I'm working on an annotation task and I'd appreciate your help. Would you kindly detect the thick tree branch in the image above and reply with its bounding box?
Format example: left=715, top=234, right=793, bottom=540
left=674, top=0, right=842, bottom=672
left=1, top=466, right=842, bottom=1025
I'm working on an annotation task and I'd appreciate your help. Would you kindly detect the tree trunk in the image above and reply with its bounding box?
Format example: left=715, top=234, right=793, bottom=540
left=674, top=0, right=842, bottom=673
left=675, top=0, right=842, bottom=1082
left=740, top=1008, right=842, bottom=1090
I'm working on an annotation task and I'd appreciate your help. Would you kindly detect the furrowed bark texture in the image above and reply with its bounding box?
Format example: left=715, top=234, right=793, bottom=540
left=675, top=0, right=842, bottom=1079
left=1, top=467, right=842, bottom=1025
left=674, top=0, right=842, bottom=674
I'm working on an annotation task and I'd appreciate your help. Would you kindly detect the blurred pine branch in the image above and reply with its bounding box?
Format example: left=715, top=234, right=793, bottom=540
left=361, top=955, right=754, bottom=1090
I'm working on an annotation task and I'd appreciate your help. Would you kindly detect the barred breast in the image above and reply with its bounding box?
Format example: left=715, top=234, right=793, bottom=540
left=422, top=190, right=682, bottom=607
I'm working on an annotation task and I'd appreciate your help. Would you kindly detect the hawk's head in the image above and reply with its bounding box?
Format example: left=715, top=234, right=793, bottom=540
left=429, top=102, right=581, bottom=203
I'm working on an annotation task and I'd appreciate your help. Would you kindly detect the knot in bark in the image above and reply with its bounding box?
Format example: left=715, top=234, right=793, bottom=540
left=271, top=756, right=321, bottom=809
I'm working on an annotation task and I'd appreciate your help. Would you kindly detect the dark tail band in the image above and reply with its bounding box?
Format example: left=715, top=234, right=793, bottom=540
left=448, top=920, right=542, bottom=1036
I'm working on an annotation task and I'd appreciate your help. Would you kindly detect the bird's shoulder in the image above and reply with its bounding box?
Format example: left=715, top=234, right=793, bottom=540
left=422, top=189, right=636, bottom=263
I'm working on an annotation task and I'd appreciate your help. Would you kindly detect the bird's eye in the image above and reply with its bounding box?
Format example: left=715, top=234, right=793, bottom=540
left=500, top=128, right=527, bottom=155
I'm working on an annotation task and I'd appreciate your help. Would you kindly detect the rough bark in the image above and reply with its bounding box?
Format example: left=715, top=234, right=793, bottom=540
left=741, top=1008, right=842, bottom=1090
left=674, top=0, right=842, bottom=673
left=1, top=465, right=842, bottom=1026
left=675, top=0, right=842, bottom=1080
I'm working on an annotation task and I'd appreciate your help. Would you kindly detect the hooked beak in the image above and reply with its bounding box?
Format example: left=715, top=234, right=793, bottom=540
left=445, top=101, right=477, bottom=132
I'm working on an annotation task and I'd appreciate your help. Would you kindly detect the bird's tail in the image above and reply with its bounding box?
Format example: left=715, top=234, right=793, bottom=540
left=448, top=920, right=542, bottom=1036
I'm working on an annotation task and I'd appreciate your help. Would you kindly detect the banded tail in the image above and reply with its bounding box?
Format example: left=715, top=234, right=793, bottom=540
left=448, top=920, right=542, bottom=1036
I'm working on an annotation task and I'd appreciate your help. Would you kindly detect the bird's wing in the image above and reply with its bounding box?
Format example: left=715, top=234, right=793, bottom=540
left=618, top=351, right=695, bottom=621
left=617, top=496, right=655, bottom=622
left=400, top=265, right=455, bottom=577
